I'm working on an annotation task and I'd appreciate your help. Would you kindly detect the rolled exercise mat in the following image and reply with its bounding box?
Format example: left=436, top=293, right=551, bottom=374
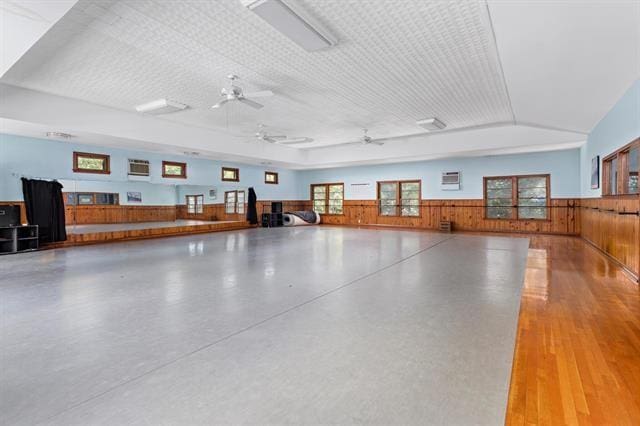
left=283, top=211, right=321, bottom=226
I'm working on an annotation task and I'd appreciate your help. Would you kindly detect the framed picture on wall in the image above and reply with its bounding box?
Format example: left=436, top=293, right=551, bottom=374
left=127, top=192, right=142, bottom=203
left=591, top=156, right=600, bottom=189
left=209, top=189, right=217, bottom=200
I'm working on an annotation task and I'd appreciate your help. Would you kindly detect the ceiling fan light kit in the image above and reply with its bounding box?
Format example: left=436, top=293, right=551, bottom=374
left=212, top=75, right=274, bottom=110
left=242, top=0, right=338, bottom=52
left=417, top=118, right=446, bottom=131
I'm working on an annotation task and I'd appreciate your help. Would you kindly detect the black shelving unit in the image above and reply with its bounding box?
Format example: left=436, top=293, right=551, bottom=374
left=0, top=225, right=39, bottom=255
left=261, top=213, right=283, bottom=228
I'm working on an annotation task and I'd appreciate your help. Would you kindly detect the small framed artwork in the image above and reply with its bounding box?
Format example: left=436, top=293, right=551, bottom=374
left=127, top=192, right=142, bottom=203
left=591, top=156, right=599, bottom=189
left=209, top=189, right=217, bottom=200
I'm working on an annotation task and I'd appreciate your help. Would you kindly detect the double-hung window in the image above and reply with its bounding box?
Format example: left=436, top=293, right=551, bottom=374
left=484, top=175, right=550, bottom=220
left=377, top=180, right=421, bottom=217
left=311, top=183, right=343, bottom=214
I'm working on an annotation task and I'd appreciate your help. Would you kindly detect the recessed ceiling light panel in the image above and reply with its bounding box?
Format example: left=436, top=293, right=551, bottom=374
left=135, top=99, right=188, bottom=114
left=417, top=118, right=446, bottom=131
left=242, top=0, right=337, bottom=51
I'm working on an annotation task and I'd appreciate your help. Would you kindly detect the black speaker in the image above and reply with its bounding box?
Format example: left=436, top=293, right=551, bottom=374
left=271, top=201, right=283, bottom=214
left=0, top=205, right=21, bottom=227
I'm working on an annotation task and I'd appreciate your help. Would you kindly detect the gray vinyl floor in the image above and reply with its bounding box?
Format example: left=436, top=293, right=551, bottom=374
left=0, top=226, right=529, bottom=425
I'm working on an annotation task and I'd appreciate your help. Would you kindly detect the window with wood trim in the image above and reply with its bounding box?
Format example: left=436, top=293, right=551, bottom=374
left=602, top=138, right=640, bottom=196
left=222, top=167, right=239, bottom=182
left=162, top=161, right=187, bottom=178
left=484, top=175, right=550, bottom=220
left=186, top=195, right=204, bottom=214
left=73, top=152, right=110, bottom=174
left=377, top=180, right=421, bottom=217
left=311, top=183, right=343, bottom=215
left=224, top=190, right=245, bottom=214
left=265, top=171, right=278, bottom=184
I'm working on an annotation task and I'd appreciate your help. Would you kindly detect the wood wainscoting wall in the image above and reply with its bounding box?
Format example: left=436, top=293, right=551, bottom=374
left=580, top=196, right=640, bottom=280
left=319, top=199, right=581, bottom=235
left=65, top=205, right=177, bottom=225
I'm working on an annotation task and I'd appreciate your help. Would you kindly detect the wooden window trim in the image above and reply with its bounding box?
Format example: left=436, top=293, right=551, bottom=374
left=222, top=167, right=240, bottom=182
left=265, top=171, right=279, bottom=185
left=483, top=174, right=551, bottom=221
left=186, top=194, right=204, bottom=215
left=73, top=151, right=110, bottom=174
left=377, top=180, right=422, bottom=217
left=310, top=183, right=344, bottom=216
left=162, top=161, right=187, bottom=179
left=224, top=190, right=245, bottom=214
left=602, top=138, right=640, bottom=197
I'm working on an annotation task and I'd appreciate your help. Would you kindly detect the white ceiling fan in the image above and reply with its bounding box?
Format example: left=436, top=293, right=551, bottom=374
left=211, top=75, right=273, bottom=110
left=353, top=128, right=385, bottom=146
left=252, top=124, right=314, bottom=145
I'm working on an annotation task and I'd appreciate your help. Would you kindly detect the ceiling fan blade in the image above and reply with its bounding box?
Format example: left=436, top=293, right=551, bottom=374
left=278, top=137, right=314, bottom=145
left=369, top=140, right=385, bottom=146
left=243, top=90, right=273, bottom=98
left=237, top=97, right=264, bottom=109
left=211, top=98, right=230, bottom=109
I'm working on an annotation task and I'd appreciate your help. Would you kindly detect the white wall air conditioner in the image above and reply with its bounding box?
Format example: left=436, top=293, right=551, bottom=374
left=441, top=171, right=460, bottom=190
left=128, top=159, right=150, bottom=178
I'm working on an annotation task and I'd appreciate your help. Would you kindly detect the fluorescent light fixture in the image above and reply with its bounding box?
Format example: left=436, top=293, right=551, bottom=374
left=242, top=0, right=337, bottom=51
left=417, top=118, right=446, bottom=131
left=135, top=99, right=187, bottom=114
left=46, top=132, right=74, bottom=139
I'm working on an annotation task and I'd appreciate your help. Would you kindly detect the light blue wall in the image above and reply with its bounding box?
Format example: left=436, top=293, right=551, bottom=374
left=580, top=80, right=640, bottom=197
left=297, top=149, right=581, bottom=200
left=0, top=133, right=300, bottom=204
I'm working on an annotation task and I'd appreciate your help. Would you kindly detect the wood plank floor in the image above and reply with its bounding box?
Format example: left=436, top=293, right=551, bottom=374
left=506, top=235, right=640, bottom=425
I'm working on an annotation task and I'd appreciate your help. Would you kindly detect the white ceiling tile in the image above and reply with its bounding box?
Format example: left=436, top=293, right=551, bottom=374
left=2, top=0, right=513, bottom=147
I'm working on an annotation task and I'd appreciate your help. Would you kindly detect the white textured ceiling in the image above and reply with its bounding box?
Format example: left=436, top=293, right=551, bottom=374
left=2, top=0, right=513, bottom=146
left=1, top=0, right=637, bottom=168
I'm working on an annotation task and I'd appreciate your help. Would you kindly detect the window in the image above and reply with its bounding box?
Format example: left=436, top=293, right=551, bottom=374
left=603, top=138, right=640, bottom=196
left=484, top=175, right=549, bottom=220
left=186, top=195, right=204, bottom=214
left=311, top=183, right=343, bottom=214
left=73, top=152, right=110, bottom=174
left=225, top=190, right=245, bottom=214
left=222, top=167, right=239, bottom=182
left=629, top=146, right=639, bottom=194
left=162, top=161, right=187, bottom=178
left=265, top=171, right=279, bottom=184
left=377, top=180, right=421, bottom=216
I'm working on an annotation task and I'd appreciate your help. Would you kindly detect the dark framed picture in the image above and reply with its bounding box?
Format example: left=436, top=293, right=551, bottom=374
left=591, top=156, right=599, bottom=189
left=127, top=192, right=142, bottom=203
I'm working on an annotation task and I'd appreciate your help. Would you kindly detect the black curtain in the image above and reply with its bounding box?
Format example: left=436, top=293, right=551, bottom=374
left=247, top=187, right=258, bottom=225
left=21, top=178, right=67, bottom=243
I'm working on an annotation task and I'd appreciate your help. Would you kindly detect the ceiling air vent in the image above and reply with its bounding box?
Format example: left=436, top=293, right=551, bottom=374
left=128, top=159, right=150, bottom=176
left=441, top=171, right=460, bottom=191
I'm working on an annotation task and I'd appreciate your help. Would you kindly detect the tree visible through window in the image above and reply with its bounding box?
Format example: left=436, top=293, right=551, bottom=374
left=73, top=152, right=110, bottom=174
left=311, top=183, right=343, bottom=214
left=162, top=161, right=187, bottom=178
left=484, top=175, right=549, bottom=220
left=378, top=180, right=420, bottom=216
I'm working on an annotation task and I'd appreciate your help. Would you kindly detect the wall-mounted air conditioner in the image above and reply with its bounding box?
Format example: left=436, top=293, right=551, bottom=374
left=441, top=171, right=460, bottom=190
left=128, top=159, right=150, bottom=179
